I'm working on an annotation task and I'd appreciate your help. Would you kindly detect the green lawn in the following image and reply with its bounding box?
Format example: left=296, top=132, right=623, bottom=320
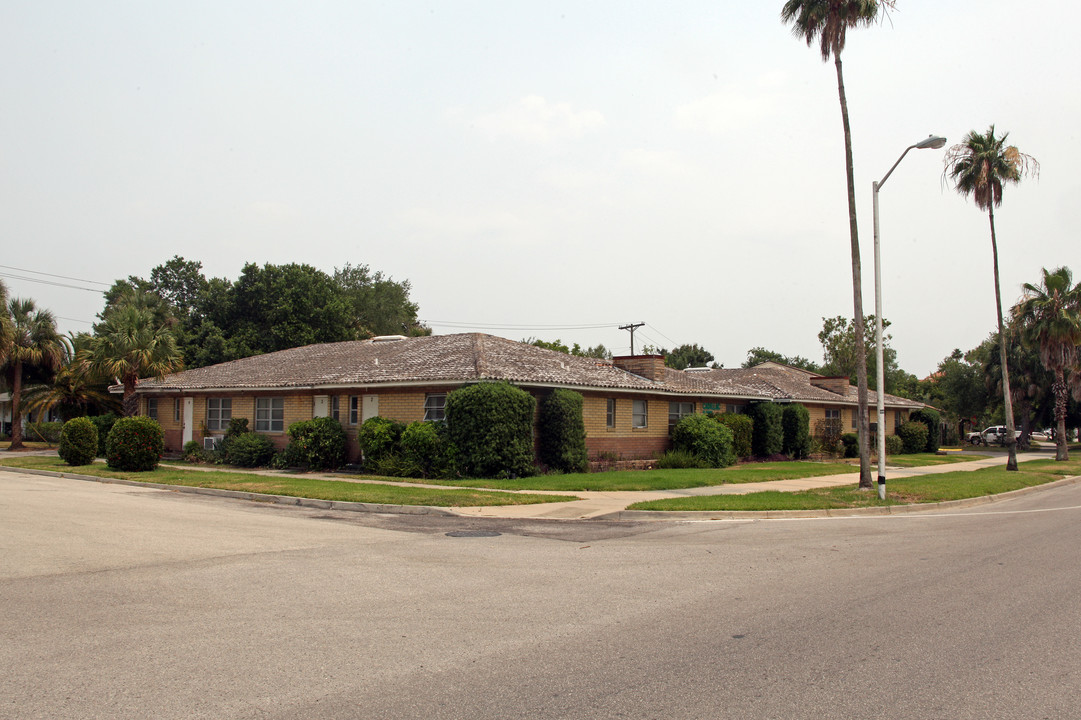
left=628, top=457, right=1081, bottom=512
left=0, top=456, right=578, bottom=507
left=341, top=460, right=858, bottom=492
left=884, top=453, right=989, bottom=468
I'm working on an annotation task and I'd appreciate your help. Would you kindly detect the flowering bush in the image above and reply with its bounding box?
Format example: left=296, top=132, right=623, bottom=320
left=106, top=416, right=164, bottom=471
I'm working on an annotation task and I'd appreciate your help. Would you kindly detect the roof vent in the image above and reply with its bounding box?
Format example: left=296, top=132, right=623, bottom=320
left=371, top=335, right=408, bottom=343
left=684, top=366, right=712, bottom=373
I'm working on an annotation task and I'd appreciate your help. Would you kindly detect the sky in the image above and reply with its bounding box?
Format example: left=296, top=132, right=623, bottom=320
left=2, top=1, right=1078, bottom=378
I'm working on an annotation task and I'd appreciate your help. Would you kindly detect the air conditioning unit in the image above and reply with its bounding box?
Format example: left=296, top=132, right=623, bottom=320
left=203, top=436, right=221, bottom=451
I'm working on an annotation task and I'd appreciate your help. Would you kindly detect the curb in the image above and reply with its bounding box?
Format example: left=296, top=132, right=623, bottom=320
left=596, top=475, right=1081, bottom=521
left=0, top=465, right=456, bottom=517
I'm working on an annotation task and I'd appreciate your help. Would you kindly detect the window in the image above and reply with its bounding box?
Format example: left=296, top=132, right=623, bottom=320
left=331, top=396, right=340, bottom=422
left=632, top=399, right=648, bottom=428
left=174, top=398, right=181, bottom=423
left=668, top=401, right=695, bottom=430
left=424, top=394, right=447, bottom=422
left=824, top=408, right=841, bottom=421
left=255, top=397, right=284, bottom=432
left=147, top=398, right=158, bottom=421
left=349, top=396, right=360, bottom=425
left=895, top=410, right=904, bottom=430
left=606, top=398, right=616, bottom=429
left=725, top=404, right=746, bottom=414
left=206, top=398, right=232, bottom=431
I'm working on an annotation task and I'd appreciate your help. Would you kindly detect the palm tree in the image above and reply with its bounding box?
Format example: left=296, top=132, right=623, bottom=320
left=781, top=0, right=895, bottom=489
left=5, top=298, right=63, bottom=449
left=22, top=332, right=120, bottom=421
left=1012, top=267, right=1081, bottom=461
left=944, top=126, right=1039, bottom=471
left=85, top=301, right=183, bottom=417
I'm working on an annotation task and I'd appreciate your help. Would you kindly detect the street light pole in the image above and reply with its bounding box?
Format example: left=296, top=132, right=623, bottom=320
left=873, top=135, right=946, bottom=500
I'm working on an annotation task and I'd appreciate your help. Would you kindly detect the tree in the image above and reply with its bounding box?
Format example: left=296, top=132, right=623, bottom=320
left=4, top=298, right=63, bottom=449
left=743, top=347, right=820, bottom=372
left=525, top=339, right=613, bottom=360
left=944, top=126, right=1039, bottom=471
left=0, top=280, right=11, bottom=364
left=665, top=344, right=717, bottom=370
left=21, top=332, right=120, bottom=421
left=781, top=0, right=895, bottom=489
left=1013, top=267, right=1081, bottom=461
left=817, top=315, right=908, bottom=393
left=334, top=263, right=429, bottom=338
left=85, top=299, right=183, bottom=417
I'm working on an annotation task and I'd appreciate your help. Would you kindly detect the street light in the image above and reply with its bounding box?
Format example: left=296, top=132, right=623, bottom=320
left=873, top=134, right=946, bottom=500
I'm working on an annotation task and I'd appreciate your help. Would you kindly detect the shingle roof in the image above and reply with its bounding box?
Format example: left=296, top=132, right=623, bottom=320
left=130, top=333, right=922, bottom=409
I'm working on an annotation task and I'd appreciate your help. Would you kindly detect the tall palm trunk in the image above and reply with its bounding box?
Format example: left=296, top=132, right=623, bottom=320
left=835, top=56, right=872, bottom=488
left=122, top=376, right=139, bottom=417
left=988, top=205, right=1018, bottom=471
left=1052, top=369, right=1069, bottom=461
left=9, top=360, right=24, bottom=450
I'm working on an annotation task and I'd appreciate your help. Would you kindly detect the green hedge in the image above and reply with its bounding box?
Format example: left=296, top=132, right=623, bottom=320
left=400, top=421, right=452, bottom=478
left=781, top=404, right=811, bottom=459
left=88, top=414, right=119, bottom=456
left=908, top=408, right=941, bottom=453
left=841, top=432, right=859, bottom=458
left=446, top=382, right=535, bottom=478
left=227, top=433, right=277, bottom=467
left=59, top=417, right=98, bottom=466
left=713, top=413, right=753, bottom=459
left=284, top=417, right=347, bottom=471
left=537, top=389, right=588, bottom=473
left=885, top=434, right=904, bottom=455
left=898, top=421, right=929, bottom=454
left=671, top=414, right=736, bottom=468
left=106, top=416, right=164, bottom=471
left=748, top=402, right=783, bottom=458
left=359, top=416, right=406, bottom=463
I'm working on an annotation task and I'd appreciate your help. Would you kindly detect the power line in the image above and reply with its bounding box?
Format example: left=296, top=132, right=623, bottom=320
left=426, top=320, right=622, bottom=331
left=0, top=264, right=111, bottom=286
left=0, top=271, right=106, bottom=294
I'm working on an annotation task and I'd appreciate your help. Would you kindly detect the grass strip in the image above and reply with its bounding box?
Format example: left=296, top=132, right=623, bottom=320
left=341, top=460, right=858, bottom=492
left=628, top=462, right=1075, bottom=512
left=0, top=457, right=577, bottom=507
left=883, top=453, right=989, bottom=468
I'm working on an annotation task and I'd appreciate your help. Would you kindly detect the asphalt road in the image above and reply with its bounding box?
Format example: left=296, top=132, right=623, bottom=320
left=3, top=470, right=1080, bottom=719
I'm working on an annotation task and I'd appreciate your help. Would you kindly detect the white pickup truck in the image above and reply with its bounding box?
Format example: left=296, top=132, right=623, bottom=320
left=966, top=426, right=1021, bottom=446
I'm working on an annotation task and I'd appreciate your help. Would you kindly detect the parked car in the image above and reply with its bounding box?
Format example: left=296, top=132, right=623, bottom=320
left=966, top=426, right=1022, bottom=446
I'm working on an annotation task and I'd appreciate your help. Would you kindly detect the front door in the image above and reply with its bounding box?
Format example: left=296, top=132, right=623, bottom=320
left=182, top=397, right=194, bottom=445
left=362, top=395, right=379, bottom=422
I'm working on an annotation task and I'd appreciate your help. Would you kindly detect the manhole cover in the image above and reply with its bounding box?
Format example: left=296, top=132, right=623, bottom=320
left=445, top=530, right=502, bottom=538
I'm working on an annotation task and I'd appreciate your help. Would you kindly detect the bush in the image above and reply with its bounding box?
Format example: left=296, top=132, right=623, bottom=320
left=446, top=381, right=535, bottom=478
left=284, top=417, right=348, bottom=471
left=88, top=414, right=119, bottom=456
left=27, top=421, right=64, bottom=443
left=713, top=413, right=753, bottom=459
left=840, top=432, right=859, bottom=458
left=106, top=416, right=164, bottom=471
left=748, top=402, right=783, bottom=458
left=655, top=449, right=707, bottom=469
left=671, top=414, right=736, bottom=468
left=884, top=434, right=904, bottom=456
left=401, top=421, right=452, bottom=478
left=182, top=440, right=209, bottom=463
left=898, top=421, right=929, bottom=454
left=359, top=416, right=406, bottom=463
left=58, top=417, right=98, bottom=466
left=781, top=404, right=811, bottom=459
left=226, top=433, right=277, bottom=467
left=908, top=409, right=941, bottom=453
left=537, top=389, right=588, bottom=473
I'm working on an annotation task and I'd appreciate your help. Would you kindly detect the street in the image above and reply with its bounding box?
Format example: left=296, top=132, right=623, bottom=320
left=2, top=470, right=1080, bottom=719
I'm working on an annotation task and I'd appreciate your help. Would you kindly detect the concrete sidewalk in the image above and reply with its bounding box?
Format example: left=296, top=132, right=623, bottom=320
left=448, top=452, right=1049, bottom=520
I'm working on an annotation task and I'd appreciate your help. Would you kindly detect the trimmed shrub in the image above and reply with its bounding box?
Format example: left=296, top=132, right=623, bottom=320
left=401, top=421, right=451, bottom=478
left=840, top=432, right=859, bottom=458
left=183, top=440, right=209, bottom=463
left=106, top=416, right=164, bottom=471
left=908, top=409, right=941, bottom=453
left=884, top=434, right=904, bottom=456
left=655, top=449, right=707, bottom=469
left=781, top=404, right=811, bottom=459
left=671, top=414, right=736, bottom=468
left=284, top=417, right=347, bottom=471
left=713, top=413, right=753, bottom=459
left=537, top=389, right=588, bottom=473
left=446, top=382, right=535, bottom=478
left=359, top=416, right=406, bottom=463
left=748, top=402, right=784, bottom=457
left=88, top=414, right=118, bottom=456
left=898, top=421, right=929, bottom=454
left=58, top=417, right=98, bottom=466
left=227, top=433, right=276, bottom=467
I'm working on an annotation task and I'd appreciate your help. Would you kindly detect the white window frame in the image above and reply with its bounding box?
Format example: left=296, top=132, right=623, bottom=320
left=824, top=408, right=841, bottom=421
left=606, top=398, right=616, bottom=429
left=255, top=397, right=285, bottom=432
left=424, top=393, right=447, bottom=422
left=632, top=399, right=648, bottom=429
left=668, top=401, right=695, bottom=430
left=331, top=396, right=340, bottom=422
left=349, top=396, right=360, bottom=425
left=174, top=398, right=181, bottom=423
left=147, top=398, right=158, bottom=421
left=206, top=398, right=232, bottom=432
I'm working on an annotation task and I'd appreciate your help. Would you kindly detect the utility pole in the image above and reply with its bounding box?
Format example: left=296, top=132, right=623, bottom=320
left=619, top=322, right=645, bottom=355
